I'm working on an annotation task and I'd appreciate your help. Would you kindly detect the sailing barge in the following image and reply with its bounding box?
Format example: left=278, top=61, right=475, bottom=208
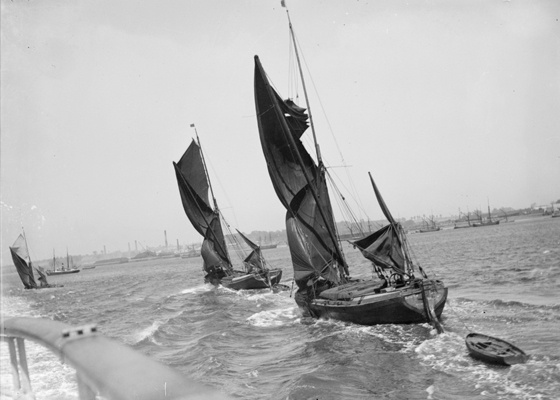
left=173, top=130, right=282, bottom=290
left=253, top=13, right=446, bottom=327
left=9, top=233, right=58, bottom=289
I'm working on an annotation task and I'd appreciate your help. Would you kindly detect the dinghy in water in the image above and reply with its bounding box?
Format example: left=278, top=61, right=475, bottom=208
left=466, top=333, right=529, bottom=365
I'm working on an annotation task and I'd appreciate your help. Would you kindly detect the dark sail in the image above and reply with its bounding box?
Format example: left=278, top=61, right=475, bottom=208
left=201, top=215, right=230, bottom=271
left=368, top=172, right=397, bottom=225
left=254, top=56, right=345, bottom=284
left=353, top=225, right=406, bottom=275
left=9, top=234, right=37, bottom=289
left=173, top=140, right=214, bottom=237
left=34, top=266, right=49, bottom=286
left=174, top=140, right=231, bottom=272
left=236, top=230, right=265, bottom=271
left=286, top=179, right=344, bottom=283
left=353, top=174, right=407, bottom=275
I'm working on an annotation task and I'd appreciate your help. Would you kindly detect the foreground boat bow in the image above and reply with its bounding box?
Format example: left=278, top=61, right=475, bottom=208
left=1, top=317, right=233, bottom=399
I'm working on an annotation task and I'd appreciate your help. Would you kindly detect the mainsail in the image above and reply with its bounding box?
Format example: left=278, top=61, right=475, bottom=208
left=9, top=234, right=37, bottom=289
left=254, top=56, right=346, bottom=285
left=173, top=139, right=232, bottom=274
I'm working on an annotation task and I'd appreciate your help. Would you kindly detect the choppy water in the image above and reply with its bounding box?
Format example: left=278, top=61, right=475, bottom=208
left=1, top=216, right=559, bottom=400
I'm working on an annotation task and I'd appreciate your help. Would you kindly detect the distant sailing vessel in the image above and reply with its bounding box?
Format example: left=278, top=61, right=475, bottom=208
left=454, top=209, right=473, bottom=229
left=254, top=11, right=446, bottom=327
left=419, top=216, right=441, bottom=233
left=549, top=202, right=559, bottom=218
left=473, top=202, right=500, bottom=227
left=499, top=209, right=515, bottom=223
left=259, top=233, right=278, bottom=250
left=9, top=233, right=58, bottom=289
left=173, top=127, right=282, bottom=290
left=46, top=248, right=80, bottom=276
left=180, top=245, right=200, bottom=259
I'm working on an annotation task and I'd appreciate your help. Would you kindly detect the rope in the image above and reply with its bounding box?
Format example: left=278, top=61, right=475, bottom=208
left=444, top=295, right=476, bottom=335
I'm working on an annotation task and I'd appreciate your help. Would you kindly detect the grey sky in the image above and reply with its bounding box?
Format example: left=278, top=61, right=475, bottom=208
left=1, top=0, right=559, bottom=264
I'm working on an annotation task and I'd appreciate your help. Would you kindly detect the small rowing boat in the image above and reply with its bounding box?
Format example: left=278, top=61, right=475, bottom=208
left=465, top=333, right=529, bottom=365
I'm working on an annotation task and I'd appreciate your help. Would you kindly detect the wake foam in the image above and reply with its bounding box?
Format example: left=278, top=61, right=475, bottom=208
left=128, top=320, right=163, bottom=345
left=247, top=307, right=298, bottom=327
left=180, top=284, right=212, bottom=295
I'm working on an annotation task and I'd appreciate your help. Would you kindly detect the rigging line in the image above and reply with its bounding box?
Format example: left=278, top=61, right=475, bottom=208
left=326, top=171, right=376, bottom=235
left=285, top=28, right=364, bottom=220
left=200, top=149, right=240, bottom=230
left=193, top=127, right=219, bottom=212
left=287, top=12, right=321, bottom=164
left=328, top=184, right=362, bottom=235
left=287, top=29, right=299, bottom=101
left=219, top=214, right=249, bottom=263
left=289, top=26, right=347, bottom=167
left=323, top=152, right=369, bottom=224
left=288, top=25, right=368, bottom=226
left=328, top=174, right=357, bottom=224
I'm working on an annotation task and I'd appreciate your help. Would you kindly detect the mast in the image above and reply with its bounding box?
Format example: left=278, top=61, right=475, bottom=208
left=267, top=70, right=348, bottom=271
left=279, top=11, right=347, bottom=271
left=188, top=124, right=232, bottom=266
left=66, top=247, right=70, bottom=270
left=286, top=10, right=321, bottom=164
left=192, top=124, right=219, bottom=211
left=53, top=248, right=56, bottom=272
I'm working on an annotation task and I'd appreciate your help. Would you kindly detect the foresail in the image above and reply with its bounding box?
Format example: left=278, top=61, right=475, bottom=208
left=353, top=225, right=406, bottom=275
left=236, top=230, right=265, bottom=271
left=254, top=56, right=345, bottom=283
left=352, top=174, right=407, bottom=275
left=34, top=266, right=49, bottom=285
left=243, top=250, right=265, bottom=271
left=236, top=230, right=259, bottom=252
